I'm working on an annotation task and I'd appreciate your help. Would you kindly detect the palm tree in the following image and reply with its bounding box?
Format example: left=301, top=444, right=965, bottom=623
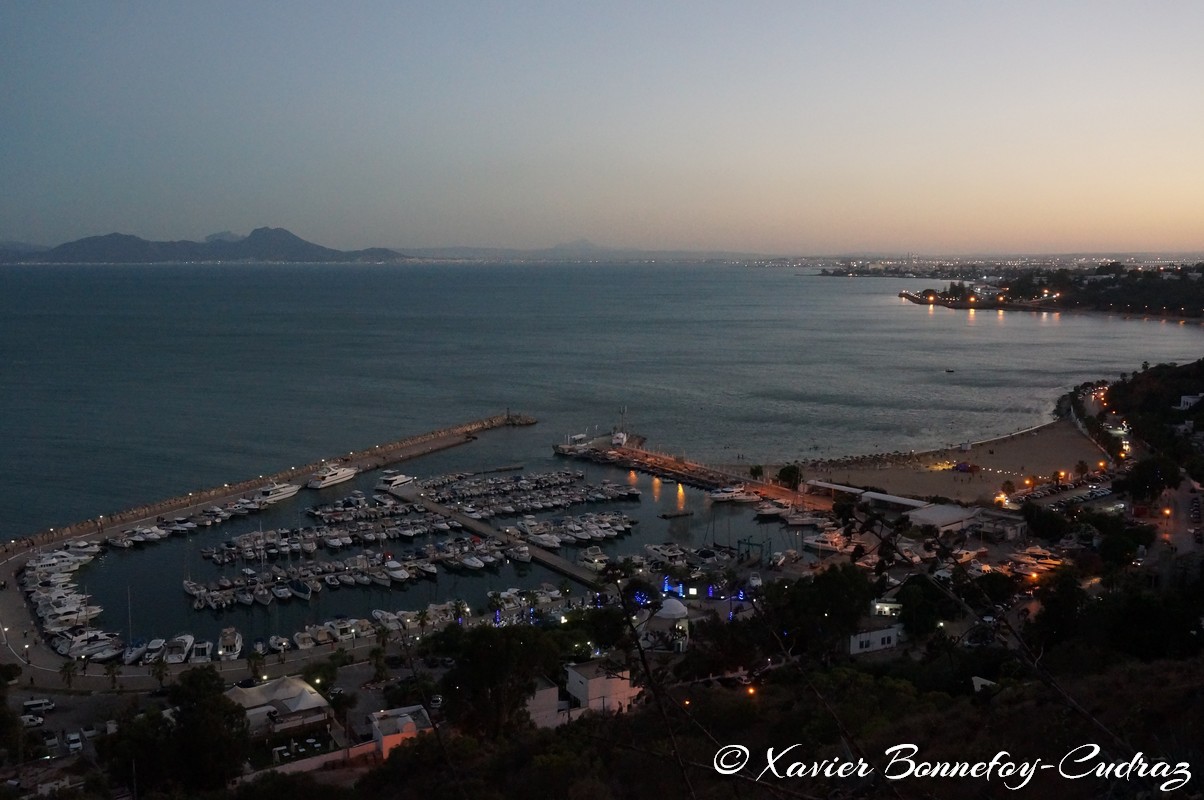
left=104, top=660, right=122, bottom=690
left=59, top=659, right=78, bottom=689
left=1074, top=460, right=1089, bottom=478
left=369, top=646, right=387, bottom=683
left=150, top=658, right=169, bottom=689
left=1001, top=480, right=1016, bottom=496
left=246, top=651, right=266, bottom=681
left=453, top=599, right=469, bottom=624
left=415, top=609, right=430, bottom=638
left=373, top=623, right=391, bottom=650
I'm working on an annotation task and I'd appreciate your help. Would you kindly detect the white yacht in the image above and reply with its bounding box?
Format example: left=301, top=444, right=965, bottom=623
left=140, top=638, right=167, bottom=665
left=577, top=546, right=611, bottom=573
left=162, top=633, right=195, bottom=665
left=645, top=542, right=688, bottom=565
left=802, top=531, right=855, bottom=554
left=216, top=626, right=243, bottom=661
left=307, top=464, right=359, bottom=490
left=256, top=481, right=301, bottom=505
left=375, top=469, right=416, bottom=493
left=188, top=640, right=213, bottom=663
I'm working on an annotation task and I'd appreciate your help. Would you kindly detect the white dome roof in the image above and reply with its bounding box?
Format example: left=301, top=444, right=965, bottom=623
left=655, top=598, right=689, bottom=619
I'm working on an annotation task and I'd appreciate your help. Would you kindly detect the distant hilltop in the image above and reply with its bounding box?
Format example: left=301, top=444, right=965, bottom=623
left=0, top=227, right=411, bottom=264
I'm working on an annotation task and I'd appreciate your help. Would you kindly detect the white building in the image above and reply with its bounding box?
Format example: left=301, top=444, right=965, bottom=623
left=907, top=504, right=981, bottom=534
left=850, top=623, right=903, bottom=655
left=565, top=659, right=641, bottom=713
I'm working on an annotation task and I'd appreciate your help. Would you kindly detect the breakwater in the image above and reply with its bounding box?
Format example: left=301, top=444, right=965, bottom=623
left=23, top=412, right=536, bottom=546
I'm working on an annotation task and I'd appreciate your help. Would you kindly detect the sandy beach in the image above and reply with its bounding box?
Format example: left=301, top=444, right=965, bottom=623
left=747, top=417, right=1109, bottom=505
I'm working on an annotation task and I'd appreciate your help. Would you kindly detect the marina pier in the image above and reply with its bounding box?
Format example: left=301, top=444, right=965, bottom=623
left=391, top=485, right=602, bottom=588
left=22, top=412, right=536, bottom=547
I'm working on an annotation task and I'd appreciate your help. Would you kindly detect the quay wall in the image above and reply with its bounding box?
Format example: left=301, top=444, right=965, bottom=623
left=23, top=412, right=536, bottom=546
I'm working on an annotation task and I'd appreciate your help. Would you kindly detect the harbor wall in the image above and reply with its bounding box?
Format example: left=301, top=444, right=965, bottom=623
left=22, top=412, right=536, bottom=546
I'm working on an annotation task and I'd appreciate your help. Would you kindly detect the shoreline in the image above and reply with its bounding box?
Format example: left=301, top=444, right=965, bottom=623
left=720, top=416, right=1108, bottom=505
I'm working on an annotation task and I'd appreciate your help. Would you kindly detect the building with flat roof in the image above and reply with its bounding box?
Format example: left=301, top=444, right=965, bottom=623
left=565, top=659, right=641, bottom=713
left=369, top=705, right=433, bottom=757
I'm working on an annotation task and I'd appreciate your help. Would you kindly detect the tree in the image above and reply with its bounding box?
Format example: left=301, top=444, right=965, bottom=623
left=1025, top=567, right=1088, bottom=649
left=59, top=658, right=77, bottom=689
left=104, top=660, right=122, bottom=690
left=96, top=706, right=175, bottom=793
left=246, top=650, right=266, bottom=681
left=442, top=626, right=560, bottom=739
left=169, top=665, right=252, bottom=791
left=776, top=464, right=802, bottom=491
left=1114, top=455, right=1183, bottom=503
left=150, top=657, right=169, bottom=689
left=369, top=646, right=388, bottom=683
left=1001, top=479, right=1016, bottom=496
left=749, top=464, right=763, bottom=480
left=1074, top=460, right=1089, bottom=479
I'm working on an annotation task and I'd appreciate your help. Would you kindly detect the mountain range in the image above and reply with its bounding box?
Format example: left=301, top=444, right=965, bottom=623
left=0, top=227, right=410, bottom=264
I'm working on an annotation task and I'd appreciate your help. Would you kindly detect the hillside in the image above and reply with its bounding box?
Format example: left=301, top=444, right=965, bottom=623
left=0, top=227, right=411, bottom=264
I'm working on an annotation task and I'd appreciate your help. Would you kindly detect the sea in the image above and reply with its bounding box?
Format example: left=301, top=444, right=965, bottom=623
left=2, top=261, right=1201, bottom=648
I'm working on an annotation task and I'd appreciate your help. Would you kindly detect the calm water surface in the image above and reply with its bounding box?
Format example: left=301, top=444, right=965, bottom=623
left=2, top=263, right=1200, bottom=643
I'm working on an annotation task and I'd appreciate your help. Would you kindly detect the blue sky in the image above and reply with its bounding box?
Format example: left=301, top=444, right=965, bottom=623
left=3, top=2, right=1202, bottom=254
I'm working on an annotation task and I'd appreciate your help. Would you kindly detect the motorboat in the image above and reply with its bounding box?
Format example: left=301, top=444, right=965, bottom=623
left=376, top=469, right=416, bottom=494
left=802, top=531, right=855, bottom=554
left=216, top=627, right=243, bottom=661
left=577, top=546, right=611, bottom=573
left=268, top=635, right=292, bottom=653
left=505, top=544, right=532, bottom=563
left=325, top=618, right=356, bottom=641
left=162, top=633, right=195, bottom=665
left=645, top=542, right=688, bottom=565
left=140, top=638, right=167, bottom=665
left=189, top=640, right=213, bottom=663
left=288, top=578, right=312, bottom=601
left=256, top=481, right=302, bottom=505
left=293, top=630, right=316, bottom=650
left=307, top=464, right=359, bottom=490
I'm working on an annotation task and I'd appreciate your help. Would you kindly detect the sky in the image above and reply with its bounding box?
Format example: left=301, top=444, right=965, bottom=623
left=2, top=2, right=1203, bottom=256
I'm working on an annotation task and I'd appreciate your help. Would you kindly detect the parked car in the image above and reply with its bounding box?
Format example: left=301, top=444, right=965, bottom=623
left=18, top=714, right=43, bottom=728
left=65, top=732, right=83, bottom=754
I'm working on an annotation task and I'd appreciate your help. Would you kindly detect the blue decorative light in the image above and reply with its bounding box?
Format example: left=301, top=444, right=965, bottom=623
left=707, top=584, right=714, bottom=599
left=737, top=589, right=745, bottom=601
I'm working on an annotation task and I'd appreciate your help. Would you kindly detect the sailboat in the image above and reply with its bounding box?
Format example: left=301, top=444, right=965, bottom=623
left=121, top=587, right=148, bottom=665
